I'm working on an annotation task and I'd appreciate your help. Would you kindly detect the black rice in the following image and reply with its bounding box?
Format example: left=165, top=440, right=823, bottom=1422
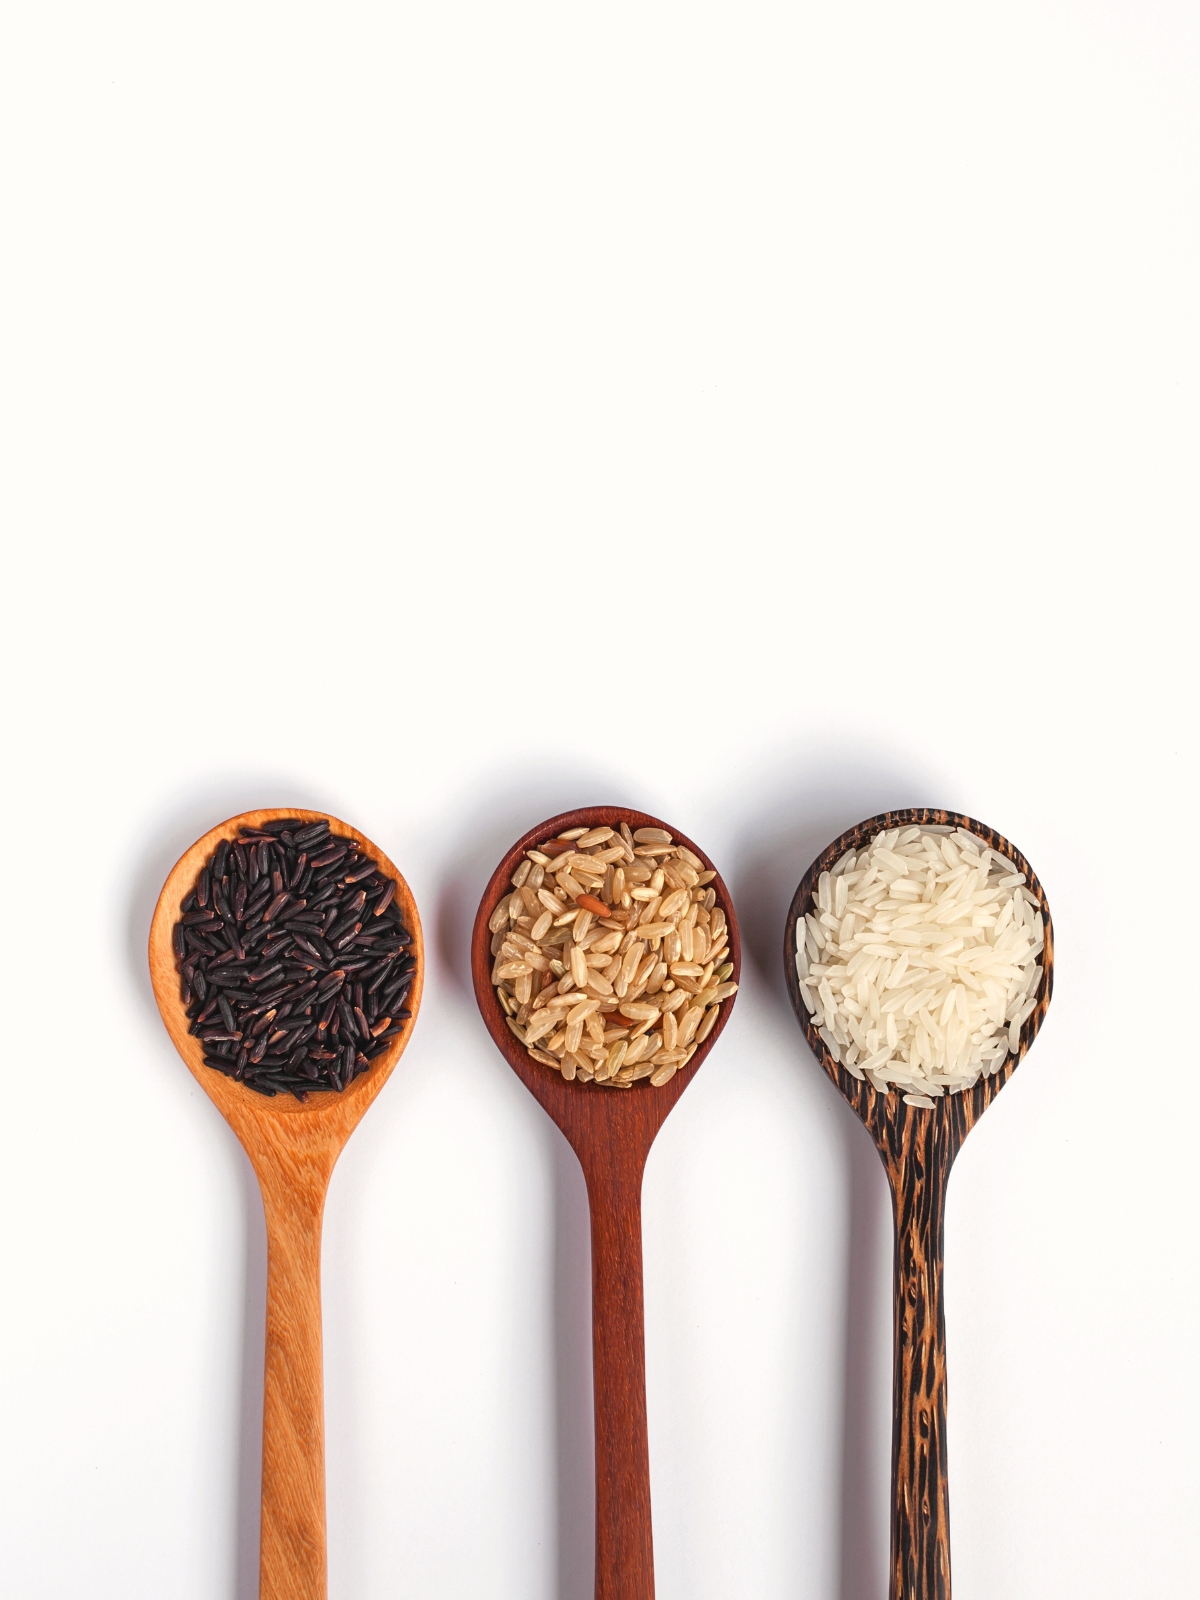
left=174, top=819, right=414, bottom=1100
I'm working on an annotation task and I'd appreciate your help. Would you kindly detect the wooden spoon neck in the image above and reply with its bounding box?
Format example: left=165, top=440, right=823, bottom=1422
left=259, top=1164, right=331, bottom=1226
left=583, top=1146, right=647, bottom=1207
left=876, top=1099, right=958, bottom=1202
left=237, top=1121, right=341, bottom=1220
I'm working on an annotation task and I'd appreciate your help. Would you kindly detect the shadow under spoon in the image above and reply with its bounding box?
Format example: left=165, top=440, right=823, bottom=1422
left=149, top=807, right=424, bottom=1600
left=783, top=807, right=1054, bottom=1600
left=472, top=806, right=741, bottom=1600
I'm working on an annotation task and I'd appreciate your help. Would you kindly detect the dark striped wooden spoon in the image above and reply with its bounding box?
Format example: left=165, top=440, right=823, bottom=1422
left=472, top=807, right=741, bottom=1600
left=783, top=808, right=1054, bottom=1600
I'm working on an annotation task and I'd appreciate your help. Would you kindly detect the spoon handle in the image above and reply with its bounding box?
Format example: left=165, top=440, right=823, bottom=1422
left=256, top=1164, right=330, bottom=1600
left=584, top=1159, right=656, bottom=1600
left=888, top=1133, right=953, bottom=1600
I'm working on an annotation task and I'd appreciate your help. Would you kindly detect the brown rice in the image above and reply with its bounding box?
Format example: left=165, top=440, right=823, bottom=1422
left=490, top=822, right=737, bottom=1088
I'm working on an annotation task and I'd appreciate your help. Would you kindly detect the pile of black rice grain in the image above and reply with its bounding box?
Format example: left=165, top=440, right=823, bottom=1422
left=173, top=817, right=415, bottom=1099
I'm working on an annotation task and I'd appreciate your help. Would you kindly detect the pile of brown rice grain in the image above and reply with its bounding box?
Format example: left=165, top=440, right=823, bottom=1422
left=489, top=823, right=737, bottom=1088
left=796, top=824, right=1044, bottom=1109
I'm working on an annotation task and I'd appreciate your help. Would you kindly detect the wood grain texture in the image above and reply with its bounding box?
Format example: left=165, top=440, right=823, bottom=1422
left=472, top=808, right=741, bottom=1600
left=782, top=808, right=1054, bottom=1600
left=149, top=808, right=424, bottom=1600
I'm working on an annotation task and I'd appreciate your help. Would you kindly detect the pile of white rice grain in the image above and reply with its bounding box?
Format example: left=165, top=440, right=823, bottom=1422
left=796, top=824, right=1044, bottom=1108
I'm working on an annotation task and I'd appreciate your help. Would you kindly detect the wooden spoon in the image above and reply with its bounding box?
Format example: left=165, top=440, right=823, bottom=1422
left=783, top=808, right=1053, bottom=1600
left=148, top=807, right=424, bottom=1600
left=472, top=807, right=741, bottom=1600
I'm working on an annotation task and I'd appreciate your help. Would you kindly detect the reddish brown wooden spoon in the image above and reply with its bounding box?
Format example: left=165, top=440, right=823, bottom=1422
left=149, top=808, right=424, bottom=1600
left=783, top=808, right=1054, bottom=1600
left=472, top=807, right=741, bottom=1600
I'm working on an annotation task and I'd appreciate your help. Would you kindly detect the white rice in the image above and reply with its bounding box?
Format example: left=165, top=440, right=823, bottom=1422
left=795, top=826, right=1044, bottom=1099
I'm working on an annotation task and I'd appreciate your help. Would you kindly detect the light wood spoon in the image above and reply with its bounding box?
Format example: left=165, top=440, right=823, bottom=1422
left=783, top=807, right=1053, bottom=1600
left=472, top=806, right=741, bottom=1600
left=149, top=807, right=424, bottom=1600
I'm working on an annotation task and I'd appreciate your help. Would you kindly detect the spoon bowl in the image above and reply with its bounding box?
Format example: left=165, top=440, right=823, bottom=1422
left=149, top=807, right=423, bottom=1600
left=783, top=807, right=1053, bottom=1600
left=472, top=807, right=740, bottom=1600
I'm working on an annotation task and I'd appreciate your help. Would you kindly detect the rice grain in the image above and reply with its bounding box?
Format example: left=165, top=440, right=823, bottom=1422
left=797, top=825, right=1043, bottom=1097
left=493, top=823, right=736, bottom=1089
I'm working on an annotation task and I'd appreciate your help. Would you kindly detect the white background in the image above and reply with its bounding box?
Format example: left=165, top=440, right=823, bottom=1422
left=1, top=2, right=1197, bottom=1597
